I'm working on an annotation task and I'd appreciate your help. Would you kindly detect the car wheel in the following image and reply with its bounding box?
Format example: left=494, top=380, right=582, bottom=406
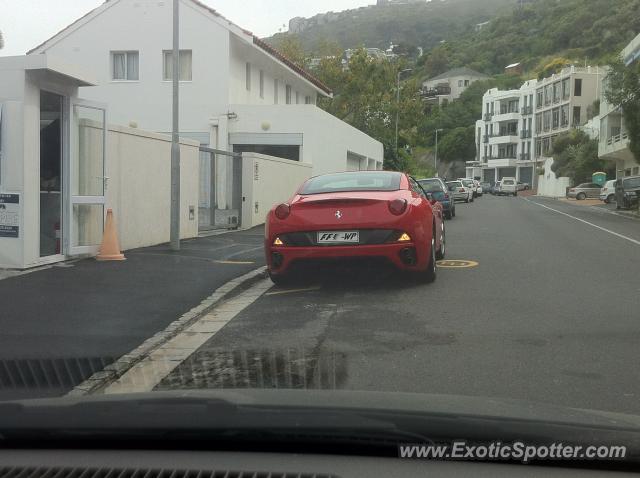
left=436, top=223, right=446, bottom=260
left=576, top=192, right=586, bottom=200
left=606, top=194, right=615, bottom=204
left=419, top=230, right=437, bottom=284
left=465, top=197, right=469, bottom=203
left=268, top=270, right=290, bottom=286
left=445, top=209, right=453, bottom=220
left=452, top=206, right=456, bottom=217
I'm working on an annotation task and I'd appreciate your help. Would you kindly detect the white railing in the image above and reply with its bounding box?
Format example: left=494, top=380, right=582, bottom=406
left=607, top=132, right=629, bottom=146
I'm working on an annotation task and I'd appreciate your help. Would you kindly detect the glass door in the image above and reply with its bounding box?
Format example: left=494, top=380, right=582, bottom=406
left=68, top=99, right=107, bottom=256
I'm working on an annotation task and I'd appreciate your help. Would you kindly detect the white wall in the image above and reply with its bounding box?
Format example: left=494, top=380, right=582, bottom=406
left=240, top=152, right=312, bottom=229
left=105, top=124, right=200, bottom=250
left=537, top=157, right=571, bottom=197
left=34, top=0, right=231, bottom=134
left=229, top=104, right=383, bottom=175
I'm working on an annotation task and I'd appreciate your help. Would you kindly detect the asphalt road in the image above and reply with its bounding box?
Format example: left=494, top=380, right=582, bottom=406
left=159, top=194, right=640, bottom=415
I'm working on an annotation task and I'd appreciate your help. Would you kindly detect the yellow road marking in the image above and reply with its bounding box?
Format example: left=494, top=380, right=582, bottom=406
left=265, top=286, right=322, bottom=296
left=437, top=259, right=479, bottom=269
left=213, top=260, right=256, bottom=265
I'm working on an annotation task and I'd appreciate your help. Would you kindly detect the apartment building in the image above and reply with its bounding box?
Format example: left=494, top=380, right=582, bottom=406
left=471, top=66, right=603, bottom=184
left=598, top=32, right=640, bottom=178
left=470, top=79, right=537, bottom=184
left=533, top=66, right=603, bottom=160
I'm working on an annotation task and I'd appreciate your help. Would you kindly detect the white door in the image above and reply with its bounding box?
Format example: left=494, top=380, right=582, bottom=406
left=67, top=99, right=108, bottom=256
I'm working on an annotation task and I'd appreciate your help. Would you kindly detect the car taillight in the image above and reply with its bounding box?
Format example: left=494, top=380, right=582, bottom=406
left=388, top=198, right=407, bottom=215
left=275, top=203, right=291, bottom=220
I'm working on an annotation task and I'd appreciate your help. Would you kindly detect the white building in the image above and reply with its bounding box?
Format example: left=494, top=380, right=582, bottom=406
left=27, top=0, right=383, bottom=210
left=598, top=33, right=640, bottom=178
left=470, top=80, right=537, bottom=183
left=422, top=67, right=489, bottom=106
left=472, top=66, right=604, bottom=185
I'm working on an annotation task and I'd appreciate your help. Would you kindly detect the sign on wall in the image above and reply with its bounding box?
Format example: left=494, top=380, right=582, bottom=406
left=0, top=193, right=20, bottom=238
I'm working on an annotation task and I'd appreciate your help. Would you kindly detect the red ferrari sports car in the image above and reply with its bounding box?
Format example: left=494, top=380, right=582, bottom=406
left=265, top=171, right=445, bottom=284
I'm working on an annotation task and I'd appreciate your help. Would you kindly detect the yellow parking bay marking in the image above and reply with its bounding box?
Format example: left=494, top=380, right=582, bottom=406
left=437, top=259, right=479, bottom=269
left=265, top=286, right=322, bottom=296
left=213, top=260, right=255, bottom=265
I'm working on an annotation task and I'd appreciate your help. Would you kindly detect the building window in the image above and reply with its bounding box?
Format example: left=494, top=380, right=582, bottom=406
left=259, top=70, right=264, bottom=98
left=274, top=79, right=279, bottom=104
left=552, top=108, right=560, bottom=129
left=163, top=50, right=192, bottom=81
left=305, top=95, right=312, bottom=104
left=544, top=85, right=551, bottom=105
left=285, top=84, right=292, bottom=104
left=553, top=81, right=560, bottom=103
left=536, top=88, right=543, bottom=109
left=561, top=105, right=569, bottom=126
left=562, top=78, right=570, bottom=99
left=535, top=113, right=542, bottom=132
left=542, top=137, right=550, bottom=155
left=535, top=138, right=542, bottom=157
left=464, top=79, right=470, bottom=86
left=573, top=106, right=581, bottom=125
left=543, top=110, right=551, bottom=131
left=458, top=80, right=463, bottom=87
left=111, top=51, right=139, bottom=80
left=574, top=78, right=582, bottom=96
left=245, top=62, right=251, bottom=91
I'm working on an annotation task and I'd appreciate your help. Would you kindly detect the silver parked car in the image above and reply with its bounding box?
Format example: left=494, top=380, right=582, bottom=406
left=567, top=182, right=602, bottom=200
left=446, top=180, right=473, bottom=203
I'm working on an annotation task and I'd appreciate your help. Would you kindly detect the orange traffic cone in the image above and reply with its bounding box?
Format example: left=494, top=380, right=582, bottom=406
left=97, top=208, right=126, bottom=261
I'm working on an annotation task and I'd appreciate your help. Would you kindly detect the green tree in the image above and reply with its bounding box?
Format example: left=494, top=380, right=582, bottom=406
left=436, top=126, right=477, bottom=163
left=550, top=130, right=611, bottom=184
left=421, top=45, right=449, bottom=79
left=272, top=34, right=308, bottom=68
left=604, top=57, right=640, bottom=164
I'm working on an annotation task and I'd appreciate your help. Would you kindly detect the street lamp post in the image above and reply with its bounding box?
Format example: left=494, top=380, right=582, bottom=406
left=395, top=68, right=412, bottom=160
left=434, top=128, right=444, bottom=177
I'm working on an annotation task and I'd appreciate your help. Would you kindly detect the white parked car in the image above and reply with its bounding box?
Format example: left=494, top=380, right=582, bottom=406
left=473, top=179, right=483, bottom=196
left=600, top=180, right=616, bottom=204
left=458, top=178, right=477, bottom=200
left=499, top=177, right=518, bottom=196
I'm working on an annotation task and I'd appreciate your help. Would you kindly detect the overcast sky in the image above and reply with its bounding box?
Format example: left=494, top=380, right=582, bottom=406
left=0, top=0, right=373, bottom=56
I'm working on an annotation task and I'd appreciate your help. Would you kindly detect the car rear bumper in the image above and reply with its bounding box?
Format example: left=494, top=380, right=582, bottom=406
left=267, top=242, right=429, bottom=275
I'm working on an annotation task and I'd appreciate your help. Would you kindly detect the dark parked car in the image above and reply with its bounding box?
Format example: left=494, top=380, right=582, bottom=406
left=479, top=181, right=492, bottom=193
left=418, top=177, right=455, bottom=219
left=615, top=176, right=640, bottom=210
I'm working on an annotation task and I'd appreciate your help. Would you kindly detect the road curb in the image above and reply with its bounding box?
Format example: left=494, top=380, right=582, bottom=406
left=67, top=266, right=268, bottom=396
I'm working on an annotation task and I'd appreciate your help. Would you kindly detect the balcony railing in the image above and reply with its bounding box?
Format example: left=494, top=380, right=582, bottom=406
left=483, top=113, right=493, bottom=121
left=607, top=132, right=630, bottom=145
left=491, top=131, right=518, bottom=138
left=519, top=153, right=531, bottom=161
left=520, top=106, right=533, bottom=115
left=422, top=86, right=451, bottom=98
left=520, top=130, right=532, bottom=139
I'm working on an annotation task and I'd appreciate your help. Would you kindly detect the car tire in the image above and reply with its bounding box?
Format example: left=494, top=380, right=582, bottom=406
left=606, top=194, right=615, bottom=204
left=465, top=197, right=469, bottom=203
left=576, top=192, right=586, bottom=200
left=452, top=206, right=456, bottom=217
left=268, top=270, right=290, bottom=286
left=436, top=223, right=446, bottom=260
left=445, top=209, right=453, bottom=220
left=418, top=230, right=437, bottom=284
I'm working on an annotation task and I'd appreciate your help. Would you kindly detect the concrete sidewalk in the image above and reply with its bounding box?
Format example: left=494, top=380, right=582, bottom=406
left=0, top=226, right=265, bottom=397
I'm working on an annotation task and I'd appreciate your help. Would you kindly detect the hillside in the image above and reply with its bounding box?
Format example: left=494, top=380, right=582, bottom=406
left=266, top=0, right=516, bottom=55
left=429, top=0, right=640, bottom=76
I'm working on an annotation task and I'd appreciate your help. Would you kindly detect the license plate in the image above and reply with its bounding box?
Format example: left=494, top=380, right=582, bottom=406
left=317, top=231, right=359, bottom=244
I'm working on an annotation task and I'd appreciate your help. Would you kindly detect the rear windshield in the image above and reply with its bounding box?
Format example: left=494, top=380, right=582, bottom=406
left=461, top=179, right=473, bottom=186
left=418, top=180, right=443, bottom=193
left=447, top=181, right=462, bottom=187
left=300, top=172, right=401, bottom=195
left=503, top=179, right=514, bottom=185
left=623, top=177, right=640, bottom=189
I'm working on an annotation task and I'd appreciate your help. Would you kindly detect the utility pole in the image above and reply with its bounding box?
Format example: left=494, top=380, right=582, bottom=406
left=395, top=68, right=412, bottom=161
left=434, top=128, right=443, bottom=177
left=170, top=0, right=180, bottom=251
